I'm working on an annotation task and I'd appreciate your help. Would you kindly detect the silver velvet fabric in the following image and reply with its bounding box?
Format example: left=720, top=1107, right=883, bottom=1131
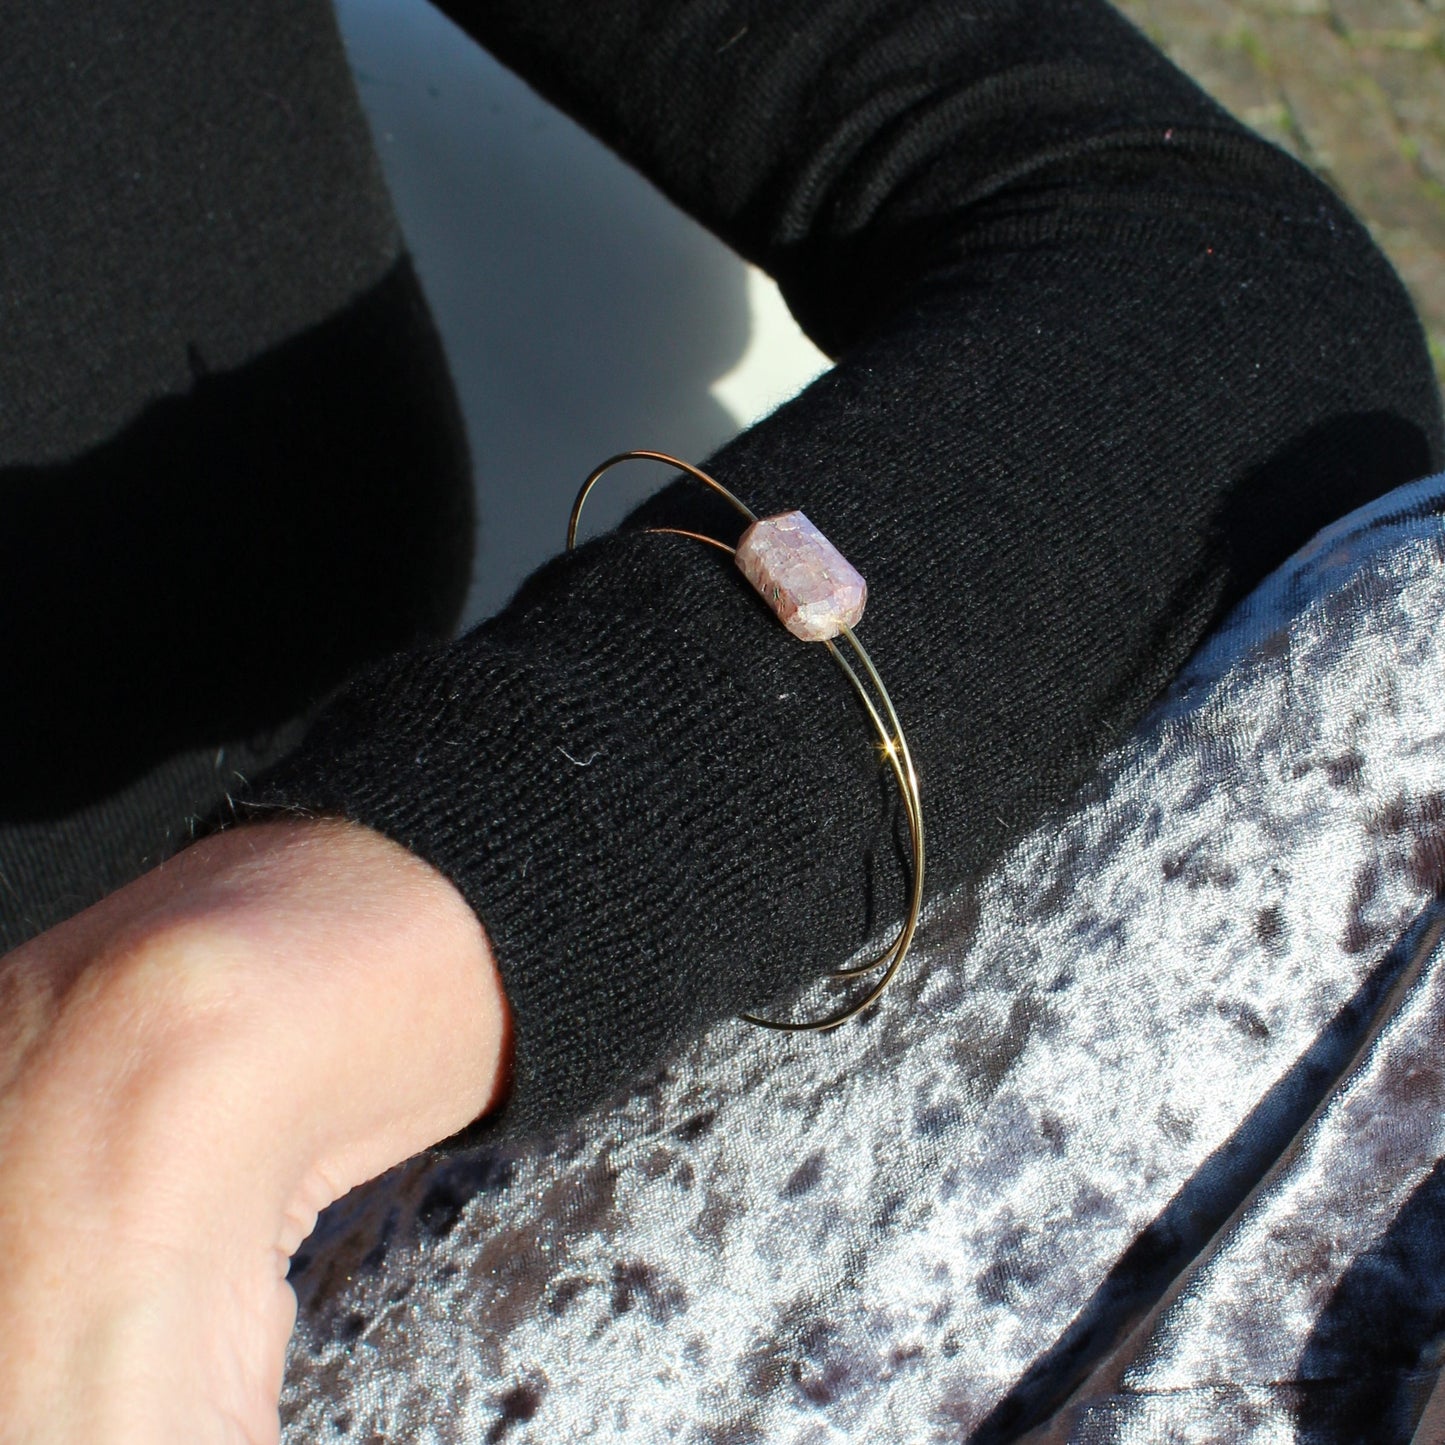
left=282, top=473, right=1445, bottom=1444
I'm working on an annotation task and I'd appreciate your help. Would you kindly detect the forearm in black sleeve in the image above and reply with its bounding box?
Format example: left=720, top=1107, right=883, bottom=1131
left=230, top=0, right=1444, bottom=1139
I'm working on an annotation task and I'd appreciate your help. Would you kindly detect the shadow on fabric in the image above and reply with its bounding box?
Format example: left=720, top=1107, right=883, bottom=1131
left=0, top=258, right=472, bottom=819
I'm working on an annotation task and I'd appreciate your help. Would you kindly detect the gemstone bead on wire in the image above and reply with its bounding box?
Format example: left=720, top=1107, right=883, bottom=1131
left=733, top=510, right=867, bottom=642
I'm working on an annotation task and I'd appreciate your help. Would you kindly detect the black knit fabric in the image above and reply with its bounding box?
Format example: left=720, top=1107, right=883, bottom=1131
left=2, top=1, right=1442, bottom=1141
left=0, top=0, right=473, bottom=833
left=239, top=0, right=1444, bottom=1139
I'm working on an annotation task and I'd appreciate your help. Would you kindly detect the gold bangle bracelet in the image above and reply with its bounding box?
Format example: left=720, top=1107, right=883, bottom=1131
left=568, top=449, right=925, bottom=1032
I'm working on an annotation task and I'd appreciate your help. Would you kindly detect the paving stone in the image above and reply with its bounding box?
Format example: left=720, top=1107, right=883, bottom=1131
left=1355, top=45, right=1445, bottom=190
left=1330, top=0, right=1436, bottom=39
left=1381, top=228, right=1445, bottom=346
left=1243, top=0, right=1331, bottom=17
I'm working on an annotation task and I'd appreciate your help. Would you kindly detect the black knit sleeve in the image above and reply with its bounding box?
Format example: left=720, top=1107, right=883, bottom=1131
left=231, top=0, right=1443, bottom=1140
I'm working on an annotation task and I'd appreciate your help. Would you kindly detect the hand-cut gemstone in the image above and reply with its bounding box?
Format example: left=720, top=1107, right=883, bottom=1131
left=734, top=509, right=867, bottom=641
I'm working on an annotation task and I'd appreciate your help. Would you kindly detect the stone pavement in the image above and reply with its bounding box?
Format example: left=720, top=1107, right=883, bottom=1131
left=1114, top=0, right=1445, bottom=387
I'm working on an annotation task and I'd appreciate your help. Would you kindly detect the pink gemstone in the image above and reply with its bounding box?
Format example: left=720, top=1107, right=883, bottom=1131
left=734, top=510, right=867, bottom=641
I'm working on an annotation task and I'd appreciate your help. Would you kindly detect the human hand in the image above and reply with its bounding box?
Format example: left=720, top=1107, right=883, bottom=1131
left=0, top=819, right=508, bottom=1443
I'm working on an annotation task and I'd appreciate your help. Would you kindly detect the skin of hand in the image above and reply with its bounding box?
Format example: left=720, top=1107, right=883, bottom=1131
left=0, top=818, right=508, bottom=1444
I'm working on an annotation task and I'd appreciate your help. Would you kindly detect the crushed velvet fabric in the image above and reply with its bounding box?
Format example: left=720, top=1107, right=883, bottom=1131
left=282, top=473, right=1445, bottom=1443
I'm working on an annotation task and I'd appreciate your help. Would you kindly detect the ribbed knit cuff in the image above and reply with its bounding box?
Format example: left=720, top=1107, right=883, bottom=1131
left=221, top=518, right=897, bottom=1142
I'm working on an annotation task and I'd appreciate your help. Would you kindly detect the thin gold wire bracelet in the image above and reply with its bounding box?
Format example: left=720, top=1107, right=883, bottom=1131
left=567, top=449, right=925, bottom=1032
